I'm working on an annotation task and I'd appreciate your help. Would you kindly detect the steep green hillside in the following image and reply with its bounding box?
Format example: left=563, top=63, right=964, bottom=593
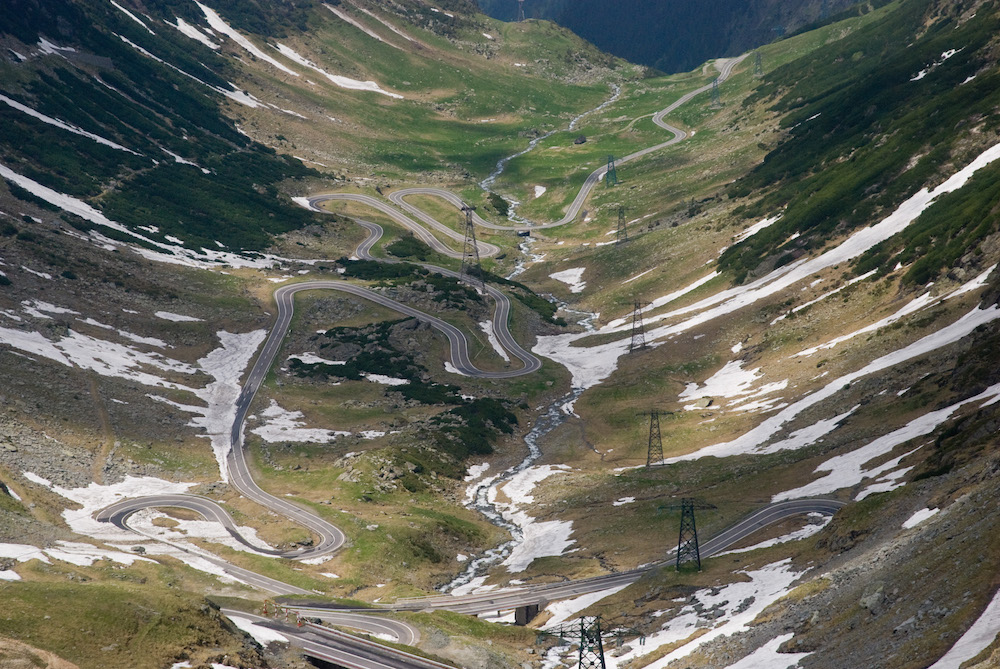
left=0, top=0, right=629, bottom=252
left=477, top=0, right=875, bottom=73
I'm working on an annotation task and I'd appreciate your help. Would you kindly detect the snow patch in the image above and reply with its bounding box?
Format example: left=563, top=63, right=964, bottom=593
left=902, top=507, right=939, bottom=529
left=721, top=633, right=810, bottom=669
left=927, top=587, right=1000, bottom=669
left=169, top=17, right=220, bottom=49
left=606, top=560, right=805, bottom=669
left=363, top=373, right=409, bottom=386
left=288, top=352, right=345, bottom=366
left=273, top=43, right=402, bottom=99
left=110, top=0, right=155, bottom=34
left=226, top=614, right=288, bottom=646
left=0, top=94, right=139, bottom=154
left=479, top=320, right=510, bottom=362
left=549, top=267, right=586, bottom=294
left=251, top=400, right=351, bottom=443
left=719, top=513, right=831, bottom=555
left=536, top=142, right=1000, bottom=393
left=542, top=583, right=630, bottom=629
left=733, top=215, right=780, bottom=244
left=623, top=269, right=652, bottom=285
left=775, top=379, right=1000, bottom=501
left=155, top=310, right=202, bottom=322
left=195, top=2, right=298, bottom=76
left=495, top=465, right=574, bottom=572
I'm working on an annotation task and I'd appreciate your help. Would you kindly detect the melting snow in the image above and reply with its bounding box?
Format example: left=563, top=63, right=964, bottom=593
left=251, top=400, right=351, bottom=443
left=494, top=465, right=574, bottom=572
left=37, top=38, right=77, bottom=56
left=534, top=185, right=546, bottom=198
left=1, top=163, right=311, bottom=269
left=902, top=507, right=939, bottom=529
left=30, top=475, right=276, bottom=582
left=542, top=583, right=631, bottom=629
left=169, top=17, right=220, bottom=49
left=666, top=304, right=1000, bottom=464
left=288, top=352, right=344, bottom=365
left=110, top=0, right=155, bottom=34
left=623, top=269, right=653, bottom=285
left=324, top=4, right=390, bottom=45
left=155, top=310, right=202, bottom=322
left=273, top=43, right=402, bottom=99
left=363, top=373, right=409, bottom=386
left=536, top=141, right=1000, bottom=392
left=733, top=215, right=780, bottom=244
left=480, top=320, right=511, bottom=362
left=606, top=560, right=806, bottom=669
left=775, top=379, right=1000, bottom=501
left=226, top=614, right=289, bottom=646
left=0, top=93, right=139, bottom=154
left=549, top=267, right=586, bottom=294
left=352, top=5, right=417, bottom=44
left=679, top=360, right=787, bottom=409
left=151, top=329, right=266, bottom=480
left=719, top=513, right=831, bottom=555
left=195, top=2, right=298, bottom=76
left=721, top=633, right=810, bottom=669
left=927, top=588, right=1000, bottom=669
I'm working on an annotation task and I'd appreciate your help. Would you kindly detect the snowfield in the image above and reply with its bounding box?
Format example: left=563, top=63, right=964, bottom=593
left=493, top=465, right=575, bottom=572
left=549, top=267, right=587, bottom=294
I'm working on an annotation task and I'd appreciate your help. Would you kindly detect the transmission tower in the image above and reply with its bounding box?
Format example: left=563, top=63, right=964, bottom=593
left=460, top=204, right=483, bottom=291
left=677, top=499, right=701, bottom=571
left=629, top=301, right=646, bottom=352
left=753, top=51, right=763, bottom=78
left=551, top=617, right=607, bottom=669
left=616, top=206, right=628, bottom=245
left=710, top=78, right=722, bottom=109
left=640, top=409, right=667, bottom=467
left=516, top=0, right=525, bottom=22
left=605, top=155, right=618, bottom=187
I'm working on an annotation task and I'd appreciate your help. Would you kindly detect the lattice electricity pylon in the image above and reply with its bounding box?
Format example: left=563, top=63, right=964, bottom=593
left=517, top=0, right=525, bottom=21
left=551, top=617, right=607, bottom=669
left=629, top=301, right=646, bottom=352
left=710, top=78, right=722, bottom=109
left=658, top=499, right=716, bottom=570
left=460, top=204, right=484, bottom=292
left=616, top=206, right=628, bottom=245
left=676, top=498, right=701, bottom=570
left=605, top=155, right=618, bottom=187
left=753, top=51, right=763, bottom=78
left=638, top=409, right=668, bottom=467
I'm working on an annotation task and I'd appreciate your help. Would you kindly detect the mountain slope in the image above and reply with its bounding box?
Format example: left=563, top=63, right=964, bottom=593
left=477, top=0, right=875, bottom=73
left=3, top=0, right=1000, bottom=668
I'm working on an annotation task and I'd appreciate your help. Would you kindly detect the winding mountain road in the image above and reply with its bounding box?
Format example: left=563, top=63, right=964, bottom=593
left=84, top=55, right=837, bottom=668
left=320, top=55, right=747, bottom=237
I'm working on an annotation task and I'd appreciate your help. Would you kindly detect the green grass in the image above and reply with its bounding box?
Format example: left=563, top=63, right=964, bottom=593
left=0, top=576, right=256, bottom=669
